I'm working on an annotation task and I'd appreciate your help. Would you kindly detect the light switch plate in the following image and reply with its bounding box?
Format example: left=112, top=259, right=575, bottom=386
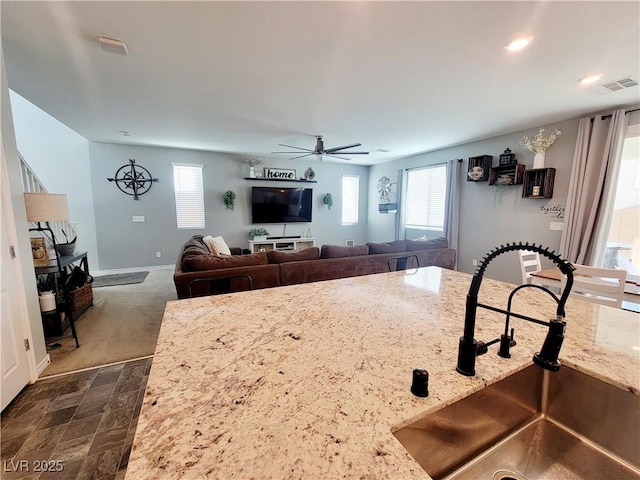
left=132, top=216, right=145, bottom=223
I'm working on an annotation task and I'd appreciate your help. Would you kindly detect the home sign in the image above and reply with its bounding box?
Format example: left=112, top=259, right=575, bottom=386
left=264, top=168, right=296, bottom=180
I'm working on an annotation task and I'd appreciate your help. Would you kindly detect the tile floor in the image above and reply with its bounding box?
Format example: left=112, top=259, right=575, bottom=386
left=1, top=357, right=152, bottom=480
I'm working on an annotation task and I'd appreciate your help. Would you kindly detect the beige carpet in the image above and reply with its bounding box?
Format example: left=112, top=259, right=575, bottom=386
left=41, top=266, right=177, bottom=376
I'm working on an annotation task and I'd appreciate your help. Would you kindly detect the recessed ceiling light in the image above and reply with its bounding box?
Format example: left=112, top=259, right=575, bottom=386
left=505, top=36, right=534, bottom=51
left=579, top=73, right=604, bottom=86
left=98, top=36, right=128, bottom=56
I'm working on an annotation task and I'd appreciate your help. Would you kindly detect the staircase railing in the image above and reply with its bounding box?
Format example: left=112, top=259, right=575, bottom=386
left=19, top=152, right=75, bottom=247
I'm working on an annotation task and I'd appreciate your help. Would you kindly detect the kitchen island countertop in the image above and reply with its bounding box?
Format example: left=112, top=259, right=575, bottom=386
left=127, top=267, right=640, bottom=479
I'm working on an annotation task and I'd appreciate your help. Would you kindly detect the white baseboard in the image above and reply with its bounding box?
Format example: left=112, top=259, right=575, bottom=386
left=36, top=354, right=51, bottom=377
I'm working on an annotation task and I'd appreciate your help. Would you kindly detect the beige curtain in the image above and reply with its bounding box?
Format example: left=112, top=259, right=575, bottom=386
left=560, top=109, right=629, bottom=265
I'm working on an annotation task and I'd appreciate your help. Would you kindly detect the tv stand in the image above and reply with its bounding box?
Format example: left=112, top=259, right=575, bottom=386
left=249, top=238, right=315, bottom=253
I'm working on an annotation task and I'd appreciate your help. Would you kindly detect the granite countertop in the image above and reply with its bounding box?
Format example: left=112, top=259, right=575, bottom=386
left=127, top=267, right=640, bottom=479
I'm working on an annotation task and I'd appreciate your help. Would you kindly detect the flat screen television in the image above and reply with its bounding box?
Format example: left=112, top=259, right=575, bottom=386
left=251, top=187, right=313, bottom=224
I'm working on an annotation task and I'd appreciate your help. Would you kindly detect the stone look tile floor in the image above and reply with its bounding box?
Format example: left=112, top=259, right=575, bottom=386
left=1, top=358, right=152, bottom=480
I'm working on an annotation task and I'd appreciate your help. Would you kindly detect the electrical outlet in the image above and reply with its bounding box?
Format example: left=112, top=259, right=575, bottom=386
left=550, top=222, right=564, bottom=231
left=472, top=259, right=478, bottom=266
left=156, top=251, right=162, bottom=258
left=132, top=216, right=145, bottom=223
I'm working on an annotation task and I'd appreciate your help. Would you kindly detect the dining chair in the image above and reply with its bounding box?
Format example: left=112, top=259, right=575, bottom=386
left=188, top=274, right=253, bottom=297
left=518, top=250, right=542, bottom=284
left=388, top=254, right=420, bottom=272
left=561, top=264, right=627, bottom=308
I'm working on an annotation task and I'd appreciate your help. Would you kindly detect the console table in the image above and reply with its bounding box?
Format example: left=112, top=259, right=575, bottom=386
left=34, top=251, right=92, bottom=347
left=249, top=238, right=315, bottom=253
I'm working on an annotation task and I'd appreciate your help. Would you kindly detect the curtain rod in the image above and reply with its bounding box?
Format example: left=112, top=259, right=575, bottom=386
left=600, top=107, right=640, bottom=121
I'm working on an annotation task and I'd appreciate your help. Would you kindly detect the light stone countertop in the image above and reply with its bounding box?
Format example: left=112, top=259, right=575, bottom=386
left=127, top=267, right=640, bottom=479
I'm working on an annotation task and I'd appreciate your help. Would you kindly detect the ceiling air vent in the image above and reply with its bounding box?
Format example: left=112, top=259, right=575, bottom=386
left=588, top=76, right=638, bottom=96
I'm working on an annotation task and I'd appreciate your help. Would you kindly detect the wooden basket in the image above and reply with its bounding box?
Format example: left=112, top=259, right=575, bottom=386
left=69, top=283, right=93, bottom=312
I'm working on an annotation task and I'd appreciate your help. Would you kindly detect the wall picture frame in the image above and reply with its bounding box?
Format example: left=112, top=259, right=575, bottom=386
left=31, top=237, right=48, bottom=266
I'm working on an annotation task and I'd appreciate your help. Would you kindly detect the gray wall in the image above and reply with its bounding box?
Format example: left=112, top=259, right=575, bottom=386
left=89, top=142, right=369, bottom=270
left=368, top=118, right=580, bottom=285
left=9, top=91, right=98, bottom=265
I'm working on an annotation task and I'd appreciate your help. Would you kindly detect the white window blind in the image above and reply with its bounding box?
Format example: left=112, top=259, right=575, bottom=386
left=342, top=175, right=359, bottom=225
left=173, top=164, right=205, bottom=229
left=404, top=164, right=446, bottom=231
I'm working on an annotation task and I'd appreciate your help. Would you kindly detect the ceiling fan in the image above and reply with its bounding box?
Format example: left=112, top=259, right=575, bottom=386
left=272, top=135, right=369, bottom=161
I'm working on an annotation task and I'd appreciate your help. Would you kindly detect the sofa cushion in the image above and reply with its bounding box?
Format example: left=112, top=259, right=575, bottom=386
left=366, top=240, right=407, bottom=254
left=267, top=247, right=320, bottom=264
left=183, top=251, right=268, bottom=272
left=320, top=244, right=369, bottom=259
left=203, top=235, right=232, bottom=256
left=405, top=237, right=449, bottom=252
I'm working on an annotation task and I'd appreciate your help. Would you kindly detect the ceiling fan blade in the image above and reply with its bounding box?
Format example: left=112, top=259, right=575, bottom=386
left=288, top=153, right=315, bottom=160
left=334, top=151, right=369, bottom=155
left=325, top=154, right=351, bottom=161
left=324, top=143, right=361, bottom=153
left=277, top=144, right=314, bottom=152
left=272, top=151, right=313, bottom=154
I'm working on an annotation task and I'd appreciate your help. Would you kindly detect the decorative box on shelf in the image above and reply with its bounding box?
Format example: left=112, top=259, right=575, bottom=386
left=498, top=148, right=517, bottom=166
left=489, top=164, right=525, bottom=186
left=467, top=155, right=492, bottom=182
left=522, top=168, right=556, bottom=198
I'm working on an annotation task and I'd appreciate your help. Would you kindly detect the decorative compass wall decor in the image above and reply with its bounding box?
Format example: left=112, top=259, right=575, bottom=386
left=107, top=159, right=158, bottom=200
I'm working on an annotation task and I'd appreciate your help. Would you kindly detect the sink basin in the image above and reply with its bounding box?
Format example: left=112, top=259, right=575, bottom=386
left=393, top=365, right=640, bottom=480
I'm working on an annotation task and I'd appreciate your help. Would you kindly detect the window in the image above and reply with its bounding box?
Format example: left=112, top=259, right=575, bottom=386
left=404, top=164, right=446, bottom=232
left=173, top=164, right=205, bottom=229
left=342, top=175, right=359, bottom=225
left=600, top=125, right=639, bottom=276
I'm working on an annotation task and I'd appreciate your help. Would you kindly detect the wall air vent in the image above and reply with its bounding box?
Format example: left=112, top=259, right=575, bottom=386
left=588, top=76, right=638, bottom=95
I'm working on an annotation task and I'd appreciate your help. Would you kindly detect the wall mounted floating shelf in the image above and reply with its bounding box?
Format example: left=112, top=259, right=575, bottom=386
left=244, top=178, right=317, bottom=183
left=489, top=164, right=526, bottom=186
left=522, top=168, right=556, bottom=198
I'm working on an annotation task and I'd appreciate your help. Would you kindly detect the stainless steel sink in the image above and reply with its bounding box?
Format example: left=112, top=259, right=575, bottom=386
left=393, top=365, right=640, bottom=480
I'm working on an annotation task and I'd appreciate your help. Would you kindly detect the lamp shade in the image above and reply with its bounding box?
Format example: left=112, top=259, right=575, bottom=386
left=24, top=193, right=69, bottom=222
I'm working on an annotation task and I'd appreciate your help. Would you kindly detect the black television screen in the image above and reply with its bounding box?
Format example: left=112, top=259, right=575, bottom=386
left=251, top=187, right=313, bottom=224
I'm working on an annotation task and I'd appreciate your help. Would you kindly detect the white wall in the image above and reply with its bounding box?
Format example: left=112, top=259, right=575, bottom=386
left=1, top=48, right=48, bottom=372
left=89, top=142, right=369, bottom=270
left=9, top=91, right=98, bottom=267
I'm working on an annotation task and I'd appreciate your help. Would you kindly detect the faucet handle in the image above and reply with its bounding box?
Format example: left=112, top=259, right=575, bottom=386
left=498, top=328, right=516, bottom=358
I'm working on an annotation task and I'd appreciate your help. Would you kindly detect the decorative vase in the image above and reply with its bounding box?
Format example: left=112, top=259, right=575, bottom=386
left=533, top=152, right=545, bottom=169
left=55, top=242, right=76, bottom=257
left=249, top=166, right=256, bottom=178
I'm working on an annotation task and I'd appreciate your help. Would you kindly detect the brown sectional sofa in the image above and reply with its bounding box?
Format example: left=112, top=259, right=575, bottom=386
left=174, top=235, right=457, bottom=299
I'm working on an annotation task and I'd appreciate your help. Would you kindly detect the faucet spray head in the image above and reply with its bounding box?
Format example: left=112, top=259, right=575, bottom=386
left=533, top=318, right=566, bottom=372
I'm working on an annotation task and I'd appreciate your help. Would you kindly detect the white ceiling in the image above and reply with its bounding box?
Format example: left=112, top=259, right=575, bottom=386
left=2, top=1, right=639, bottom=165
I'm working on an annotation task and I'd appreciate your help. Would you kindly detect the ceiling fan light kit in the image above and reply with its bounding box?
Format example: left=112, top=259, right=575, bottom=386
left=273, top=136, right=369, bottom=161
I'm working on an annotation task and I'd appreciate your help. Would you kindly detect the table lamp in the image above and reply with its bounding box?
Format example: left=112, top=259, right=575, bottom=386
left=24, top=193, right=69, bottom=267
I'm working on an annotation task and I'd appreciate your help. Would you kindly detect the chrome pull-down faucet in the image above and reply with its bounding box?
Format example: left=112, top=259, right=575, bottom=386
left=456, top=243, right=575, bottom=377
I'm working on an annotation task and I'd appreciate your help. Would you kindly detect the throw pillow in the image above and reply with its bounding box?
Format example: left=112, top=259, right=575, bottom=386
left=204, top=235, right=232, bottom=256
left=267, top=247, right=320, bottom=264
left=320, top=244, right=369, bottom=259
left=405, top=237, right=449, bottom=251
